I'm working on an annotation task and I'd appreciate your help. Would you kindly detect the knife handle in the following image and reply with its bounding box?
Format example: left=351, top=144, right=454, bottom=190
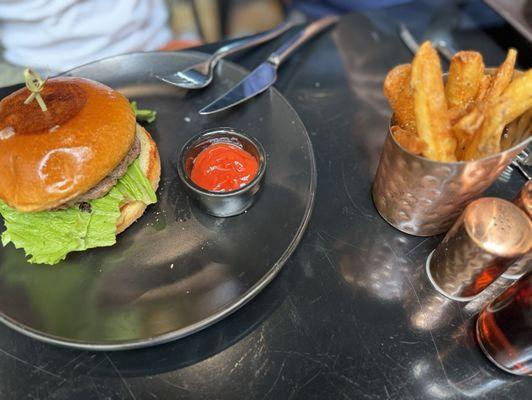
left=267, top=15, right=339, bottom=67
left=211, top=19, right=297, bottom=64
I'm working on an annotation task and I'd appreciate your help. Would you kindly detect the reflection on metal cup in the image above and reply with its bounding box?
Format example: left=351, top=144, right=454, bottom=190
left=476, top=272, right=532, bottom=376
left=514, top=181, right=532, bottom=218
left=503, top=181, right=532, bottom=280
left=372, top=111, right=532, bottom=237
left=426, top=198, right=532, bottom=301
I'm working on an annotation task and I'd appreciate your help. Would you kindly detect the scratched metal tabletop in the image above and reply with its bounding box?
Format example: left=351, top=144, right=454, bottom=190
left=1, top=1, right=531, bottom=399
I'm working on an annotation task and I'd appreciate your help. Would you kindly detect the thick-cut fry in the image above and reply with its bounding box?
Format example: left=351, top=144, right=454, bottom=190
left=452, top=106, right=484, bottom=159
left=384, top=44, right=528, bottom=162
left=475, top=74, right=492, bottom=101
left=445, top=51, right=484, bottom=114
left=391, top=125, right=426, bottom=155
left=383, top=64, right=416, bottom=132
left=485, top=48, right=517, bottom=101
left=411, top=41, right=456, bottom=162
left=463, top=68, right=532, bottom=160
left=448, top=107, right=464, bottom=125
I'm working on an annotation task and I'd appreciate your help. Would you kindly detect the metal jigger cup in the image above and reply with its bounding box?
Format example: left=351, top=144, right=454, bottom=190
left=502, top=181, right=532, bottom=279
left=426, top=197, right=532, bottom=301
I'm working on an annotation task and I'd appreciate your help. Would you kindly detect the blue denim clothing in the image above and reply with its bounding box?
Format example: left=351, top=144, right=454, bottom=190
left=292, top=0, right=413, bottom=17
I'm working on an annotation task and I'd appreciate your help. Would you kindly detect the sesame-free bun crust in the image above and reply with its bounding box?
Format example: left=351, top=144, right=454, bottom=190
left=116, top=125, right=161, bottom=234
left=0, top=77, right=136, bottom=212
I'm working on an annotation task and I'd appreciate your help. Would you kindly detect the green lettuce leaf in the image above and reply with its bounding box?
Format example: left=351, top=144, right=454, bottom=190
left=0, top=159, right=156, bottom=265
left=131, top=101, right=157, bottom=123
left=113, top=157, right=157, bottom=204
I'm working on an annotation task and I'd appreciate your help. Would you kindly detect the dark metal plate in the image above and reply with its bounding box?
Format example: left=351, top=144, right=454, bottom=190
left=0, top=52, right=316, bottom=350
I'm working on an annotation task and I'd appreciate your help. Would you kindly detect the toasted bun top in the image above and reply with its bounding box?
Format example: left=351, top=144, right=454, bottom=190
left=0, top=77, right=136, bottom=212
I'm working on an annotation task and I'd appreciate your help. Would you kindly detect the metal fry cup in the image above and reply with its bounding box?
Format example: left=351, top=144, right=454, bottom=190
left=502, top=181, right=532, bottom=280
left=373, top=68, right=532, bottom=237
left=426, top=197, right=532, bottom=301
left=372, top=115, right=531, bottom=236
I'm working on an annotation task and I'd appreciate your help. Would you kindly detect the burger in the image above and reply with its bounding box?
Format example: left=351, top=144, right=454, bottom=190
left=0, top=77, right=161, bottom=265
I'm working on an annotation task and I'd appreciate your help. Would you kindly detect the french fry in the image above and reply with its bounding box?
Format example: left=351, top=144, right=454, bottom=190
left=485, top=48, right=517, bottom=101
left=475, top=74, right=492, bottom=101
left=391, top=125, right=426, bottom=155
left=383, top=64, right=416, bottom=132
left=454, top=60, right=513, bottom=160
left=411, top=42, right=456, bottom=162
left=384, top=45, right=527, bottom=163
left=463, top=68, right=532, bottom=160
left=448, top=107, right=464, bottom=125
left=452, top=106, right=484, bottom=159
left=445, top=51, right=484, bottom=114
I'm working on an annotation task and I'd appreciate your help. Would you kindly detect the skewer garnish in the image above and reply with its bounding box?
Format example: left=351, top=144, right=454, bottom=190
left=23, top=68, right=48, bottom=112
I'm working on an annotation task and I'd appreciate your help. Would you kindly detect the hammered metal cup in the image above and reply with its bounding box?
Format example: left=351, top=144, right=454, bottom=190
left=372, top=110, right=532, bottom=237
left=426, top=198, right=532, bottom=301
left=502, top=181, right=532, bottom=280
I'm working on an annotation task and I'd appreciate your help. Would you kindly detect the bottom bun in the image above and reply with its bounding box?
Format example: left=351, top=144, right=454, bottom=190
left=116, top=125, right=161, bottom=234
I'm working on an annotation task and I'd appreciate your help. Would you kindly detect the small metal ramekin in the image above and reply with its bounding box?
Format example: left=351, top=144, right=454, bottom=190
left=177, top=127, right=267, bottom=217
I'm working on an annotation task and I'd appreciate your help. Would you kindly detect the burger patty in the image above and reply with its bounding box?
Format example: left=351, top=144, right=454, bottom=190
left=55, top=135, right=141, bottom=210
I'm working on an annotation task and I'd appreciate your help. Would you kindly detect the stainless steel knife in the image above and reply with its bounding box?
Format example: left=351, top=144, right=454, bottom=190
left=199, top=15, right=339, bottom=115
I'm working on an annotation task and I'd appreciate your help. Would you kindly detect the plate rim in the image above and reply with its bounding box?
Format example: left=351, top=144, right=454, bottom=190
left=0, top=50, right=317, bottom=351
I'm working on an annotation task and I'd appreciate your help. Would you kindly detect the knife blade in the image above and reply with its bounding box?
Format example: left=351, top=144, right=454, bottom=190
left=199, top=62, right=277, bottom=115
left=199, top=15, right=339, bottom=115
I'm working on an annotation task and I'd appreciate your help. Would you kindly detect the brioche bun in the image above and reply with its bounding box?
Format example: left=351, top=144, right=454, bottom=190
left=0, top=77, right=136, bottom=212
left=116, top=125, right=161, bottom=234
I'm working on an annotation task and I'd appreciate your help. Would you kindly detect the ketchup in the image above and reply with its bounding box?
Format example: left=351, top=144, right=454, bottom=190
left=191, top=142, right=259, bottom=192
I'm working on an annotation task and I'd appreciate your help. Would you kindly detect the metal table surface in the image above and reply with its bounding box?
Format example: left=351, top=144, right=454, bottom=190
left=0, top=2, right=530, bottom=399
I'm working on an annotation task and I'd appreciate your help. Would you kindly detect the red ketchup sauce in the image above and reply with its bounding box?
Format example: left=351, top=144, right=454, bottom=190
left=191, top=142, right=259, bottom=192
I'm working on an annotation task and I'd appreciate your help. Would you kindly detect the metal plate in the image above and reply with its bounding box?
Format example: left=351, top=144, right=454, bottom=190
left=0, top=52, right=316, bottom=350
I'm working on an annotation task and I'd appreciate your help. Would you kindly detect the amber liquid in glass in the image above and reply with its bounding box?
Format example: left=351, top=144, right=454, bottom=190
left=476, top=272, right=532, bottom=376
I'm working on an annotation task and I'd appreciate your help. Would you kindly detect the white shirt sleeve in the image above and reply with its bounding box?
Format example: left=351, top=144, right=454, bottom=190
left=0, top=0, right=173, bottom=72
